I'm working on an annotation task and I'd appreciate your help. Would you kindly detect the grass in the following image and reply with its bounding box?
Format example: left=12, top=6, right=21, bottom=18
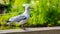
left=0, top=0, right=60, bottom=27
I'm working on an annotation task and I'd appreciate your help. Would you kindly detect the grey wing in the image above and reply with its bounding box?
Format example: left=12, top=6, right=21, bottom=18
left=13, top=15, right=27, bottom=22
left=17, top=16, right=27, bottom=22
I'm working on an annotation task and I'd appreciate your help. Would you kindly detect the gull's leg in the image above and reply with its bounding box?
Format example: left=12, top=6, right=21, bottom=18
left=21, top=24, right=26, bottom=30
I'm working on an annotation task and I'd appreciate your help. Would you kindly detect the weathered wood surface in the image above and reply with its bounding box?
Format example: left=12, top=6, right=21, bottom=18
left=0, top=27, right=60, bottom=34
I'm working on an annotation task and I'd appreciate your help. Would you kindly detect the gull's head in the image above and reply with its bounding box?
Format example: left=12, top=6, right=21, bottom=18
left=22, top=4, right=33, bottom=11
left=22, top=4, right=30, bottom=9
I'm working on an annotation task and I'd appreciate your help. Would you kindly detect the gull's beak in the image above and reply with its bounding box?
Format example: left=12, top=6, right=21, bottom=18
left=30, top=7, right=33, bottom=11
left=30, top=7, right=33, bottom=9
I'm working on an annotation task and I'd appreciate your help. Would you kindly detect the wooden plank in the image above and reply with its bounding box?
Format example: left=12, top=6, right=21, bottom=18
left=0, top=27, right=60, bottom=34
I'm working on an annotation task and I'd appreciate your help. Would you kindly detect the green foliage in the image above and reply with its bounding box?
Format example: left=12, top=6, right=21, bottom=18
left=0, top=0, right=60, bottom=27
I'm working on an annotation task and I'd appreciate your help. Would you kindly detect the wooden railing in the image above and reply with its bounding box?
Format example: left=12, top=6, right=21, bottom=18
left=0, top=27, right=60, bottom=34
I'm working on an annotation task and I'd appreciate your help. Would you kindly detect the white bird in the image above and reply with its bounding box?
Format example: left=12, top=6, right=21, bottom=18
left=6, top=4, right=31, bottom=29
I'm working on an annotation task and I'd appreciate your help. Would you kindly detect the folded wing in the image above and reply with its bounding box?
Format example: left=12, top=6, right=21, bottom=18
left=9, top=15, right=27, bottom=22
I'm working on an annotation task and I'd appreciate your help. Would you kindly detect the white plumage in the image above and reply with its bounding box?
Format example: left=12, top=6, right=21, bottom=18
left=7, top=4, right=30, bottom=25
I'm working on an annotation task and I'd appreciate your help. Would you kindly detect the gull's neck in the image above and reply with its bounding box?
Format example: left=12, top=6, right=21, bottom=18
left=23, top=7, right=30, bottom=15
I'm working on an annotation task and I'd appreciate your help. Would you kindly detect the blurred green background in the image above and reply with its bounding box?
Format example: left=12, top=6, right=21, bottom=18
left=0, top=0, right=60, bottom=27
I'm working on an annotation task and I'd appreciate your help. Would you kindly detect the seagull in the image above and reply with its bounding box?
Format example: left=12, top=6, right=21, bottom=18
left=6, top=4, right=31, bottom=29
